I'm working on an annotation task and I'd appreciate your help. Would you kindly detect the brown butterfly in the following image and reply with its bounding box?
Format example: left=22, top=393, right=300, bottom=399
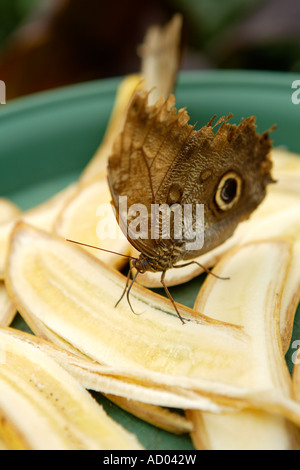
left=106, top=90, right=275, bottom=323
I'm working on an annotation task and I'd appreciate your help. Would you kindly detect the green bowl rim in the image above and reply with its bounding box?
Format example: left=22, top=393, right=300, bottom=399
left=1, top=69, right=299, bottom=120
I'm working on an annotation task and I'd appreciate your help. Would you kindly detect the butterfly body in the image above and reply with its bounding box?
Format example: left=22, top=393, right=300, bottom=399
left=133, top=240, right=185, bottom=273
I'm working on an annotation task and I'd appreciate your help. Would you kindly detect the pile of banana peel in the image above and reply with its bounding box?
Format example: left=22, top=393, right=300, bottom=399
left=1, top=15, right=300, bottom=450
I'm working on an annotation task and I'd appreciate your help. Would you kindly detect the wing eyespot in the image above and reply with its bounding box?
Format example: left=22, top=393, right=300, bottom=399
left=214, top=172, right=243, bottom=211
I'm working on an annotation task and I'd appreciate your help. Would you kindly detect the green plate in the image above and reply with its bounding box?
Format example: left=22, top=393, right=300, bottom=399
left=1, top=70, right=299, bottom=450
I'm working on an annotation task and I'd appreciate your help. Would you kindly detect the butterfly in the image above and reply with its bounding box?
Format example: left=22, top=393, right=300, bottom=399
left=106, top=89, right=275, bottom=323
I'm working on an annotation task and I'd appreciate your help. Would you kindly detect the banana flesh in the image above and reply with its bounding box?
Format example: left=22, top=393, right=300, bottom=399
left=5, top=223, right=300, bottom=428
left=55, top=178, right=131, bottom=270
left=0, top=184, right=77, bottom=280
left=0, top=198, right=20, bottom=225
left=272, top=148, right=300, bottom=194
left=0, top=282, right=16, bottom=326
left=0, top=327, right=143, bottom=450
left=187, top=239, right=300, bottom=450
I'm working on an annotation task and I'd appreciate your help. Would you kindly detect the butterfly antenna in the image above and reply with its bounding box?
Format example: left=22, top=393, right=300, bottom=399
left=66, top=239, right=137, bottom=260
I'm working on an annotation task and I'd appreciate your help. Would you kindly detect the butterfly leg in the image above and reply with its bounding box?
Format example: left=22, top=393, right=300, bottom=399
left=115, top=264, right=133, bottom=308
left=115, top=263, right=142, bottom=316
left=173, top=260, right=230, bottom=280
left=160, top=271, right=185, bottom=325
left=126, top=270, right=141, bottom=315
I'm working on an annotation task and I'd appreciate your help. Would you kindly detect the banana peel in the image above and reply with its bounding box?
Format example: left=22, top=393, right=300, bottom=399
left=80, top=74, right=143, bottom=182
left=5, top=223, right=249, bottom=412
left=0, top=184, right=77, bottom=280
left=0, top=282, right=16, bottom=327
left=186, top=408, right=300, bottom=450
left=272, top=148, right=300, bottom=172
left=186, top=238, right=300, bottom=450
left=280, top=239, right=300, bottom=353
left=105, top=394, right=193, bottom=435
left=0, top=326, right=143, bottom=450
left=0, top=327, right=193, bottom=435
left=0, top=200, right=20, bottom=323
left=5, top=223, right=300, bottom=427
left=182, top=205, right=300, bottom=353
left=0, top=198, right=20, bottom=225
left=272, top=148, right=300, bottom=194
left=55, top=178, right=131, bottom=270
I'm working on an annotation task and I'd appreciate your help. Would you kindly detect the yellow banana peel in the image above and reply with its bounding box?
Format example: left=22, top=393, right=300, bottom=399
left=0, top=198, right=20, bottom=225
left=0, top=326, right=143, bottom=450
left=187, top=237, right=300, bottom=450
left=5, top=223, right=300, bottom=430
left=0, top=184, right=77, bottom=280
left=105, top=394, right=193, bottom=434
left=0, top=282, right=16, bottom=326
left=272, top=148, right=300, bottom=194
left=80, top=74, right=143, bottom=182
left=55, top=178, right=131, bottom=270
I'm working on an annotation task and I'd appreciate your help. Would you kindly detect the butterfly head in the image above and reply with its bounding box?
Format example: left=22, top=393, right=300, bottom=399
left=132, top=257, right=149, bottom=274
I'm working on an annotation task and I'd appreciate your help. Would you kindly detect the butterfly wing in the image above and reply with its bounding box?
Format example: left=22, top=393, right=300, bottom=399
left=107, top=90, right=274, bottom=262
left=154, top=114, right=274, bottom=259
left=107, top=90, right=197, bottom=257
left=138, top=13, right=183, bottom=106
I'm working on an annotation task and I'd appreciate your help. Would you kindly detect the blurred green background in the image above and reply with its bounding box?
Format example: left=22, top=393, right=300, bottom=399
left=0, top=0, right=299, bottom=100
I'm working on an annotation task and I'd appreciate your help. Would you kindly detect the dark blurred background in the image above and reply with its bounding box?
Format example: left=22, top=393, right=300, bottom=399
left=0, top=0, right=300, bottom=101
